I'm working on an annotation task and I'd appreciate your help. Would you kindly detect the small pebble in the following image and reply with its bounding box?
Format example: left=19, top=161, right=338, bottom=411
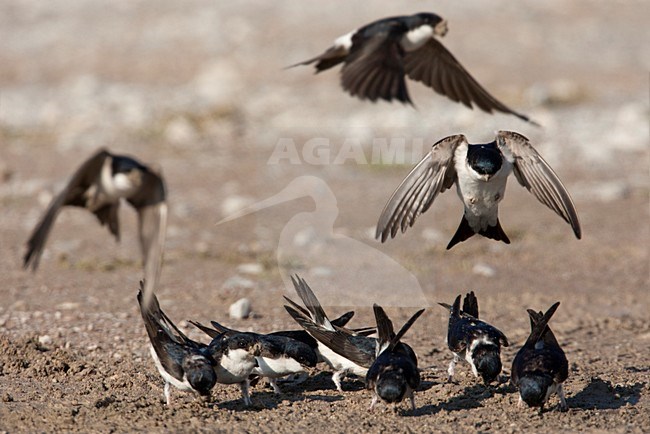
left=237, top=263, right=263, bottom=275
left=472, top=263, right=497, bottom=278
left=38, top=335, right=53, bottom=346
left=229, top=298, right=252, bottom=320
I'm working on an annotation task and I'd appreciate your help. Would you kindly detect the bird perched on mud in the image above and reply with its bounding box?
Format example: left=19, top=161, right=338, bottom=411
left=376, top=131, right=581, bottom=249
left=366, top=304, right=424, bottom=411
left=137, top=283, right=217, bottom=406
left=190, top=319, right=318, bottom=394
left=511, top=302, right=569, bottom=413
left=207, top=331, right=263, bottom=406
left=283, top=275, right=378, bottom=391
left=438, top=292, right=509, bottom=385
left=24, top=149, right=167, bottom=307
left=291, top=12, right=534, bottom=123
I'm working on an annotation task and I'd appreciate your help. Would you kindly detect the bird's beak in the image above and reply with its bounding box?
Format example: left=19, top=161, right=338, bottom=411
left=253, top=342, right=263, bottom=356
left=435, top=20, right=449, bottom=37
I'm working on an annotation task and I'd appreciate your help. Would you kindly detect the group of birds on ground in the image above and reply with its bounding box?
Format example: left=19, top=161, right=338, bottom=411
left=136, top=276, right=568, bottom=414
left=21, top=12, right=581, bottom=415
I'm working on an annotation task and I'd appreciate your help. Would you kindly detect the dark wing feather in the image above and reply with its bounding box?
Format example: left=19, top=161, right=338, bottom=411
left=497, top=131, right=581, bottom=239
left=342, top=26, right=410, bottom=104
left=290, top=275, right=333, bottom=329
left=392, top=309, right=425, bottom=347
left=376, top=135, right=463, bottom=242
left=524, top=302, right=561, bottom=347
left=372, top=304, right=395, bottom=356
left=269, top=329, right=318, bottom=350
left=23, top=149, right=110, bottom=271
left=462, top=291, right=479, bottom=319
left=137, top=283, right=205, bottom=382
left=285, top=304, right=375, bottom=367
left=403, top=39, right=533, bottom=123
left=188, top=320, right=222, bottom=339
left=331, top=311, right=355, bottom=328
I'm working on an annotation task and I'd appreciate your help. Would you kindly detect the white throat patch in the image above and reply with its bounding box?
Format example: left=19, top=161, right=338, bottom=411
left=401, top=25, right=434, bottom=51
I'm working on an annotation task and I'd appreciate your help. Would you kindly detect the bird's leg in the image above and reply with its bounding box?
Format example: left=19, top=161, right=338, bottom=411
left=332, top=370, right=345, bottom=392
left=164, top=382, right=171, bottom=406
left=557, top=384, right=568, bottom=412
left=408, top=389, right=416, bottom=412
left=269, top=378, right=282, bottom=395
left=447, top=354, right=459, bottom=382
left=240, top=381, right=252, bottom=406
left=369, top=392, right=378, bottom=411
left=517, top=395, right=524, bottom=408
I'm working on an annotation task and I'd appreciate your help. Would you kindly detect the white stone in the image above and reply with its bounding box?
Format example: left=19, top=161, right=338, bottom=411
left=229, top=298, right=252, bottom=320
left=472, top=263, right=497, bottom=278
left=237, top=263, right=263, bottom=275
left=38, top=335, right=53, bottom=345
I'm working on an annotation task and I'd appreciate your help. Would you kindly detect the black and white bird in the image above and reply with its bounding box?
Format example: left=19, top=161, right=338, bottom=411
left=137, top=283, right=217, bottom=406
left=366, top=304, right=423, bottom=411
left=283, top=275, right=377, bottom=392
left=438, top=292, right=509, bottom=385
left=267, top=310, right=370, bottom=363
left=24, top=149, right=167, bottom=306
left=292, top=12, right=534, bottom=123
left=207, top=331, right=262, bottom=406
left=376, top=131, right=581, bottom=249
left=511, top=302, right=569, bottom=413
left=190, top=320, right=318, bottom=394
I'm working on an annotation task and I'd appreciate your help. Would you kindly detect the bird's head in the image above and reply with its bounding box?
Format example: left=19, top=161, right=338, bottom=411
left=376, top=370, right=407, bottom=403
left=519, top=374, right=554, bottom=408
left=183, top=355, right=217, bottom=395
left=285, top=340, right=318, bottom=368
left=472, top=343, right=502, bottom=384
left=413, top=13, right=447, bottom=36
left=467, top=143, right=503, bottom=178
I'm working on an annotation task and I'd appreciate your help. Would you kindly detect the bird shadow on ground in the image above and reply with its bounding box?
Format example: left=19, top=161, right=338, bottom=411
left=410, top=382, right=506, bottom=416
left=213, top=372, right=355, bottom=411
left=567, top=378, right=646, bottom=410
left=214, top=389, right=344, bottom=412
left=275, top=371, right=366, bottom=393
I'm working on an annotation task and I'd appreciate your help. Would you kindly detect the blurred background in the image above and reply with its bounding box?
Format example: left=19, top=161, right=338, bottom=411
left=1, top=0, right=648, bottom=320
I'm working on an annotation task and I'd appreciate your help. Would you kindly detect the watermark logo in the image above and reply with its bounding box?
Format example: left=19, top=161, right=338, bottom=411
left=218, top=175, right=431, bottom=307
left=267, top=137, right=430, bottom=166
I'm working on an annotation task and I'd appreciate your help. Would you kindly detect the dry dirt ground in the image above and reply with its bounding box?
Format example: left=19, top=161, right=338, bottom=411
left=1, top=1, right=649, bottom=433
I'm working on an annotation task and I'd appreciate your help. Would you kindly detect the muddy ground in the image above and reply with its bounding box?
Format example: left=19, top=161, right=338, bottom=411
left=1, top=1, right=648, bottom=432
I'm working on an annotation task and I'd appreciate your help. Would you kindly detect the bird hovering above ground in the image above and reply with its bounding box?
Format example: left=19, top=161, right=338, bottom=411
left=190, top=319, right=318, bottom=394
left=511, top=302, right=569, bottom=413
left=137, top=283, right=217, bottom=406
left=366, top=304, right=424, bottom=412
left=376, top=131, right=581, bottom=249
left=283, top=275, right=378, bottom=392
left=291, top=12, right=535, bottom=123
left=438, top=291, right=509, bottom=385
left=24, top=148, right=167, bottom=307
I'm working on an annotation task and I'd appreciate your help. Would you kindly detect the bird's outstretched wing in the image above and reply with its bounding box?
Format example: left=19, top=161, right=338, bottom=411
left=23, top=149, right=111, bottom=271
left=376, top=135, right=463, bottom=242
left=403, top=39, right=535, bottom=123
left=496, top=131, right=581, bottom=239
